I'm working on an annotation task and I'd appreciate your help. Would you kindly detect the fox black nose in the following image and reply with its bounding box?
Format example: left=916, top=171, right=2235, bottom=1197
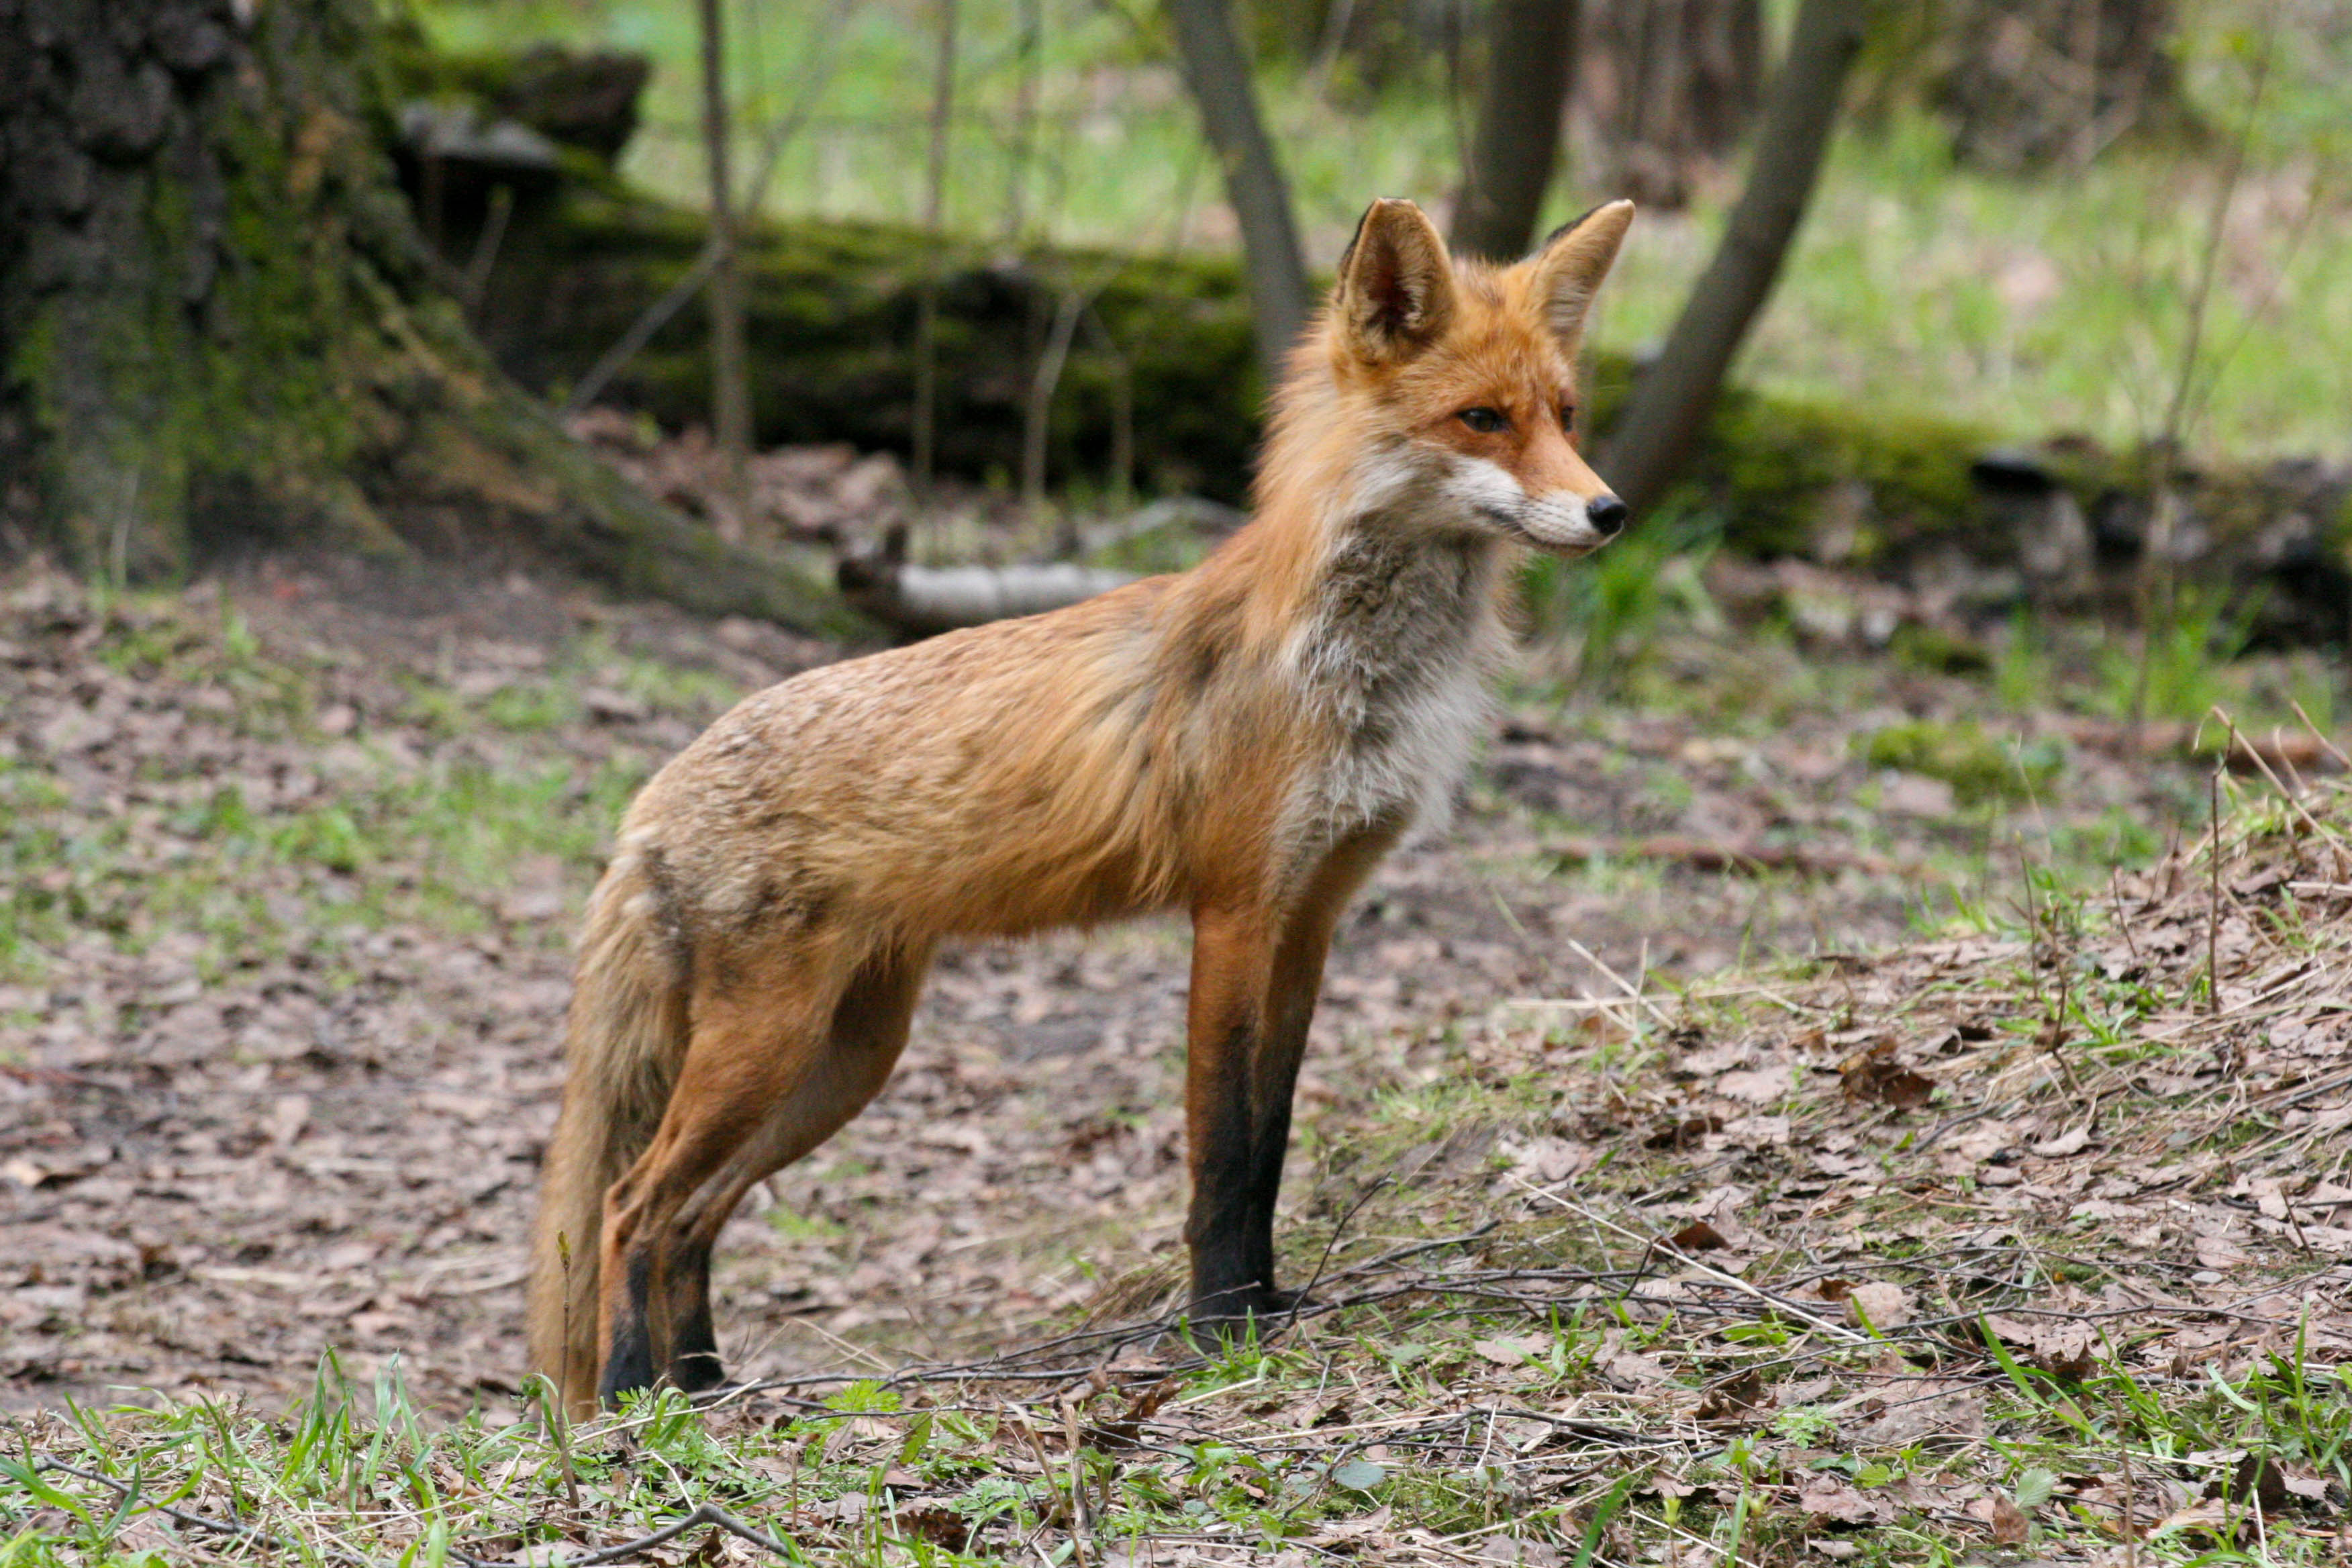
left=1586, top=495, right=1629, bottom=538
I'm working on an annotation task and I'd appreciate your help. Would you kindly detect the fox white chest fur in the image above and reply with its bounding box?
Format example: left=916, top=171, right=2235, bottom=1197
left=1283, top=522, right=1514, bottom=849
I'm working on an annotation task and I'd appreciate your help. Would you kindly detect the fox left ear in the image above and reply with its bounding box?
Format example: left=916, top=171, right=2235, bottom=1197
left=1526, top=199, right=1634, bottom=350
left=1334, top=198, right=1457, bottom=360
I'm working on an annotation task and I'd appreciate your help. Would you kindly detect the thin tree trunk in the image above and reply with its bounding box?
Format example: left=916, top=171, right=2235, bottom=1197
left=1023, top=289, right=1085, bottom=522
left=912, top=0, right=959, bottom=497
left=1451, top=0, right=1581, bottom=260
left=1164, top=0, right=1314, bottom=381
left=1575, top=0, right=1763, bottom=207
left=1005, top=0, right=1042, bottom=244
left=697, top=0, right=752, bottom=524
left=1599, top=0, right=1865, bottom=515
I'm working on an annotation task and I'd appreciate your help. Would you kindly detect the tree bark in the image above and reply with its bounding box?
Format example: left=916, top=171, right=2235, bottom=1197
left=1572, top=0, right=1765, bottom=207
left=1164, top=0, right=1315, bottom=380
left=697, top=0, right=751, bottom=515
left=1598, top=0, right=1866, bottom=516
left=912, top=0, right=960, bottom=496
left=0, top=0, right=850, bottom=632
left=1451, top=0, right=1581, bottom=261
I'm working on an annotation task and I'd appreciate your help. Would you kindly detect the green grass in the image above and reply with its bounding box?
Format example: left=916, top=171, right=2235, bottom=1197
left=412, top=0, right=2352, bottom=461
left=7, top=1289, right=2342, bottom=1563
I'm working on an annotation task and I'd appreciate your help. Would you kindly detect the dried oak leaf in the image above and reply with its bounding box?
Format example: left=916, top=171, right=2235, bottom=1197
left=1082, top=1373, right=1179, bottom=1452
left=1837, top=1039, right=1933, bottom=1108
left=2149, top=1498, right=2233, bottom=1540
left=2194, top=1233, right=2255, bottom=1271
left=892, top=1504, right=973, bottom=1552
left=1645, top=1114, right=1722, bottom=1150
left=1671, top=1219, right=1730, bottom=1251
left=2222, top=1454, right=2333, bottom=1512
left=1969, top=1492, right=2030, bottom=1545
left=1854, top=1381, right=1987, bottom=1444
left=2028, top=1125, right=2093, bottom=1158
left=1697, top=1370, right=1766, bottom=1422
left=1841, top=1053, right=1934, bottom=1109
left=1845, top=1281, right=1912, bottom=1331
left=1983, top=1314, right=2098, bottom=1378
left=1798, top=1479, right=1888, bottom=1526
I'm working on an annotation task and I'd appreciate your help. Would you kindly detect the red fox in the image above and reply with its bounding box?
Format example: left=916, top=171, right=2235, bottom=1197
left=528, top=196, right=1636, bottom=1414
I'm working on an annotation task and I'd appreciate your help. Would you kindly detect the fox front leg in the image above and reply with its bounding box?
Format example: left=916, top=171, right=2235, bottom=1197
left=1182, top=902, right=1285, bottom=1329
left=1179, top=827, right=1393, bottom=1336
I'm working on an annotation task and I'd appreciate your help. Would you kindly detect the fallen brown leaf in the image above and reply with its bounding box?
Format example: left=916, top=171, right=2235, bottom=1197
left=1969, top=1492, right=2030, bottom=1545
left=1798, top=1479, right=1888, bottom=1525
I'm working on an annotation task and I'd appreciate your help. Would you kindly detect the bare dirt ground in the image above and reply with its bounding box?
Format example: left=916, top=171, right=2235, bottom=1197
left=0, top=552, right=2288, bottom=1421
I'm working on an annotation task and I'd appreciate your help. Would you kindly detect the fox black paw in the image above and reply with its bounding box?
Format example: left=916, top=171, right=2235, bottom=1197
left=669, top=1351, right=730, bottom=1395
left=1179, top=1283, right=1302, bottom=1348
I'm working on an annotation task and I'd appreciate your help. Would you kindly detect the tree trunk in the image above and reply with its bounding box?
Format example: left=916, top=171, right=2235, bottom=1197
left=0, top=0, right=852, bottom=632
left=1571, top=0, right=1765, bottom=208
left=696, top=0, right=751, bottom=516
left=1451, top=0, right=1581, bottom=261
left=1599, top=0, right=1865, bottom=516
left=1164, top=0, right=1315, bottom=380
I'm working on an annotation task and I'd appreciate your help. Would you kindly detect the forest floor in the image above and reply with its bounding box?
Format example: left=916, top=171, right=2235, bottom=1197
left=3, top=541, right=2350, bottom=1565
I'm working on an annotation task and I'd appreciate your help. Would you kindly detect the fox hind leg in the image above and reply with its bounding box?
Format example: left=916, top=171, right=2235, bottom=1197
left=595, top=946, right=840, bottom=1408
left=656, top=942, right=931, bottom=1394
left=597, top=938, right=930, bottom=1404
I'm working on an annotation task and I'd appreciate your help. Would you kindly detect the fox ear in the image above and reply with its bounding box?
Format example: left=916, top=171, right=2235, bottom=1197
left=1334, top=199, right=1456, bottom=360
left=1525, top=199, right=1634, bottom=350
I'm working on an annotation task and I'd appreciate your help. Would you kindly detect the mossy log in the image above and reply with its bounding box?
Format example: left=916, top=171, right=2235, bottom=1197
left=0, top=0, right=857, bottom=636
left=466, top=178, right=2352, bottom=642
left=470, top=192, right=1266, bottom=505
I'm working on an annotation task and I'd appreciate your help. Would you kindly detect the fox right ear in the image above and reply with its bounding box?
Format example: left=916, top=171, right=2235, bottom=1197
left=1525, top=199, right=1634, bottom=351
left=1334, top=199, right=1456, bottom=360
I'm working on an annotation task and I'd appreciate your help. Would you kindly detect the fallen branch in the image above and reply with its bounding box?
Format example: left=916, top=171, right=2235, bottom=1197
left=535, top=1502, right=798, bottom=1566
left=2057, top=716, right=2345, bottom=776
left=1547, top=834, right=1926, bottom=881
left=838, top=558, right=1136, bottom=636
left=1072, top=495, right=1244, bottom=558
left=834, top=495, right=1234, bottom=638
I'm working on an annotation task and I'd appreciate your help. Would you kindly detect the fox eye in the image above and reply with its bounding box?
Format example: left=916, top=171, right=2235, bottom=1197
left=1559, top=404, right=1577, bottom=431
left=1458, top=407, right=1508, bottom=434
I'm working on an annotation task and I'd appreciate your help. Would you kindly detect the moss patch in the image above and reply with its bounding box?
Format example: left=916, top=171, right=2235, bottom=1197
left=1858, top=717, right=2064, bottom=805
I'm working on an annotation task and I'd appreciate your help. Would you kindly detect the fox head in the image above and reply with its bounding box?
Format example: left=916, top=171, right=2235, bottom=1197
left=1315, top=197, right=1635, bottom=556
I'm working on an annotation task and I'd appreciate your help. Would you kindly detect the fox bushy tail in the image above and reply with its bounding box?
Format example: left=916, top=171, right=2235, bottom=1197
left=526, top=862, right=689, bottom=1416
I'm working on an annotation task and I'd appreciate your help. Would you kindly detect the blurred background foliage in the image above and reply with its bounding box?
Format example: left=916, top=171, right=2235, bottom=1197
left=411, top=0, right=2352, bottom=461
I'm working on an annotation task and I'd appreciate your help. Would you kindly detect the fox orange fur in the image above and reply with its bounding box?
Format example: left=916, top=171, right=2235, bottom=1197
left=528, top=197, right=1637, bottom=1414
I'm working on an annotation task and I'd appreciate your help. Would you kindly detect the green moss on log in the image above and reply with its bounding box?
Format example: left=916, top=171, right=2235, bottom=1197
left=475, top=191, right=1264, bottom=501
left=1688, top=391, right=1992, bottom=560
